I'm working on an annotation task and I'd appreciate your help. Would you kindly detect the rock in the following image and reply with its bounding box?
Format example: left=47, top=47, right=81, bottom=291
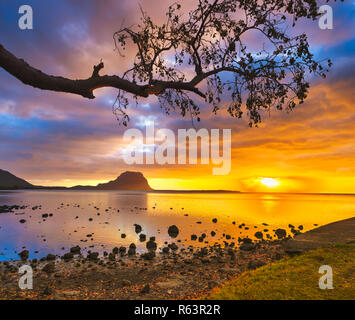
left=70, top=246, right=81, bottom=255
left=46, top=254, right=56, bottom=261
left=134, top=224, right=142, bottom=233
left=254, top=231, right=263, bottom=239
left=109, top=253, right=116, bottom=261
left=128, top=244, right=136, bottom=256
left=146, top=240, right=157, bottom=251
left=18, top=250, right=29, bottom=261
left=140, top=284, right=150, bottom=294
left=162, top=247, right=170, bottom=254
left=191, top=234, right=197, bottom=241
left=298, top=225, right=304, bottom=230
left=141, top=251, right=155, bottom=260
left=275, top=228, right=287, bottom=239
left=121, top=233, right=126, bottom=238
left=42, top=262, right=55, bottom=274
left=239, top=243, right=255, bottom=251
left=42, top=214, right=49, bottom=218
left=63, top=253, right=74, bottom=261
left=211, top=231, right=216, bottom=237
left=198, top=247, right=209, bottom=256
left=169, top=243, right=178, bottom=251
left=168, top=225, right=179, bottom=238
left=112, top=247, right=119, bottom=254
left=212, top=218, right=218, bottom=224
left=139, top=234, right=147, bottom=242
left=19, top=219, right=26, bottom=224
left=87, top=252, right=99, bottom=261
left=247, top=259, right=266, bottom=270
left=288, top=224, right=295, bottom=229
left=0, top=205, right=20, bottom=214
left=119, top=246, right=126, bottom=255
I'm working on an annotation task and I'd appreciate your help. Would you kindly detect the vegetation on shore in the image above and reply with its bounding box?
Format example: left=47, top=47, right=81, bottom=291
left=207, top=244, right=355, bottom=300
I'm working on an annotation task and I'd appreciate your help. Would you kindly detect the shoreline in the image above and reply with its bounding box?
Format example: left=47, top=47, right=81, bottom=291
left=0, top=203, right=353, bottom=300
left=0, top=239, right=287, bottom=300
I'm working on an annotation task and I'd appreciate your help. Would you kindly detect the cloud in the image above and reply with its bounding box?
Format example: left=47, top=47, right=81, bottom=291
left=0, top=0, right=354, bottom=192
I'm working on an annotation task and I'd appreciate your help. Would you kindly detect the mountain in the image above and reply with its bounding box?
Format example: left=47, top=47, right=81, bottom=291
left=0, top=169, right=33, bottom=189
left=71, top=171, right=154, bottom=191
left=96, top=171, right=153, bottom=191
left=0, top=169, right=237, bottom=192
left=0, top=169, right=153, bottom=191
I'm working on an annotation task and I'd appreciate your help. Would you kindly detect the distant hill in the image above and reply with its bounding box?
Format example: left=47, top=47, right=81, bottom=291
left=0, top=169, right=238, bottom=193
left=71, top=171, right=154, bottom=191
left=0, top=169, right=33, bottom=189
left=0, top=169, right=153, bottom=191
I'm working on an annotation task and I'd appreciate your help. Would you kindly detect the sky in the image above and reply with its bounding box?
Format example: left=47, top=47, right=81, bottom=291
left=0, top=0, right=354, bottom=193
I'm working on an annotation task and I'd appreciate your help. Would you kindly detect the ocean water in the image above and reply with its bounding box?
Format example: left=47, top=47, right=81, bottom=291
left=0, top=190, right=354, bottom=261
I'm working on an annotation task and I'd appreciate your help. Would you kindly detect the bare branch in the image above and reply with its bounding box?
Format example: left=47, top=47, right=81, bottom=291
left=0, top=44, right=149, bottom=99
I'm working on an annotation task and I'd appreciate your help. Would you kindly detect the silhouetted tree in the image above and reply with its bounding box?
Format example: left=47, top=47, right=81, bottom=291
left=0, top=0, right=339, bottom=126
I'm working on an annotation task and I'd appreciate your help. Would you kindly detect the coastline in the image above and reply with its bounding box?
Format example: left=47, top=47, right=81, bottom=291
left=0, top=239, right=286, bottom=300
left=2, top=188, right=355, bottom=196
left=0, top=217, right=354, bottom=300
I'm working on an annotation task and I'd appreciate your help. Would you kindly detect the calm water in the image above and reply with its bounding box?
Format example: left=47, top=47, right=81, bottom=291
left=0, top=190, right=354, bottom=261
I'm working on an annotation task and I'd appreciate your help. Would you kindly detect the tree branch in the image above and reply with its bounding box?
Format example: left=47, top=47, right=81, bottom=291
left=0, top=44, right=149, bottom=99
left=0, top=44, right=207, bottom=100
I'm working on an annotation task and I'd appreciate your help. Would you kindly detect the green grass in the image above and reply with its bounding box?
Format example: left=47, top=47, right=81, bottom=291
left=207, top=244, right=355, bottom=300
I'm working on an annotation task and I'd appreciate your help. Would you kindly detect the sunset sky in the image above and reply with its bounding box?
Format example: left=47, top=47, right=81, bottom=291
left=0, top=0, right=354, bottom=193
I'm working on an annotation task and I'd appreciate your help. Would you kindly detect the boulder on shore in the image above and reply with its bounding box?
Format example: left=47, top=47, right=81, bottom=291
left=168, top=225, right=179, bottom=238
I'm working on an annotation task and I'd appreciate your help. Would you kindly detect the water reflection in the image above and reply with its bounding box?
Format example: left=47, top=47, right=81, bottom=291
left=0, top=191, right=354, bottom=261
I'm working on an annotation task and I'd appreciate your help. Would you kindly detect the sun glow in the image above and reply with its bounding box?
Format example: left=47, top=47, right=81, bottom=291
left=258, top=177, right=281, bottom=188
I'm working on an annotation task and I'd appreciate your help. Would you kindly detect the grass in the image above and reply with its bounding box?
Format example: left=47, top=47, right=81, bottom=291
left=207, top=244, right=355, bottom=300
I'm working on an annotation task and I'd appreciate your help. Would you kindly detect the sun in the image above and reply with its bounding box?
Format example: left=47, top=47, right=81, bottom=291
left=258, top=177, right=281, bottom=188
